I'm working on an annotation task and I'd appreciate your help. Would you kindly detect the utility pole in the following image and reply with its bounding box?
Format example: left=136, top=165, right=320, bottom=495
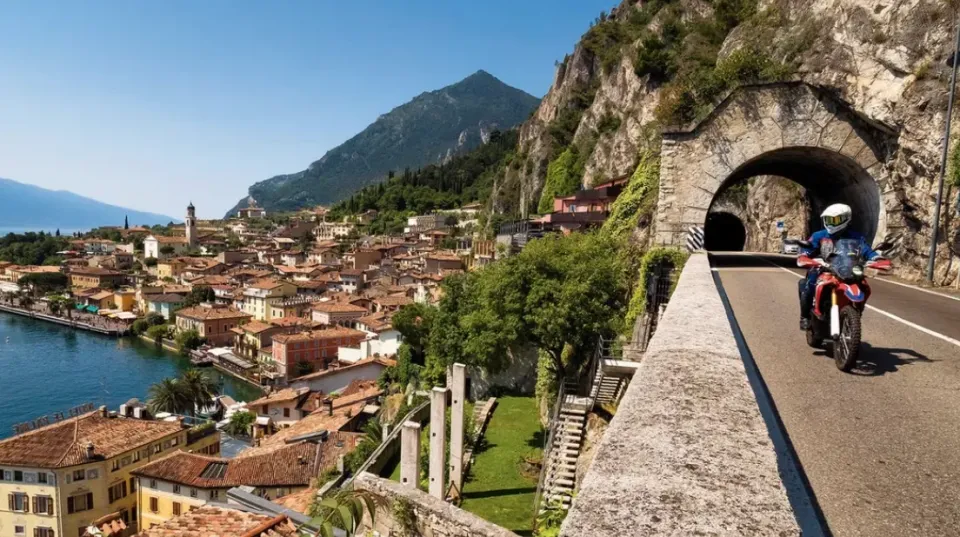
left=927, top=15, right=960, bottom=282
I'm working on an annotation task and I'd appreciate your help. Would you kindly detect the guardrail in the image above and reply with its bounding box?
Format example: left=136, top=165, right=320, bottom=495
left=531, top=377, right=567, bottom=529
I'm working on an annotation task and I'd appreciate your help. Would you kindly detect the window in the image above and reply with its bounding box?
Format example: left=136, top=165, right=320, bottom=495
left=37, top=472, right=47, bottom=484
left=130, top=477, right=137, bottom=492
left=86, top=469, right=99, bottom=480
left=173, top=484, right=181, bottom=494
left=9, top=492, right=27, bottom=512
left=14, top=526, right=24, bottom=536
left=73, top=469, right=85, bottom=482
left=112, top=459, right=121, bottom=472
left=108, top=481, right=128, bottom=503
left=170, top=437, right=179, bottom=447
left=13, top=470, right=22, bottom=482
left=35, top=495, right=54, bottom=515
left=149, top=479, right=157, bottom=489
left=149, top=497, right=158, bottom=513
left=36, top=528, right=54, bottom=537
left=262, top=405, right=268, bottom=414
left=153, top=443, right=162, bottom=454
left=132, top=450, right=141, bottom=463
left=173, top=502, right=181, bottom=516
left=67, top=492, right=93, bottom=514
left=283, top=408, right=290, bottom=418
left=189, top=488, right=197, bottom=498
left=209, top=490, right=219, bottom=500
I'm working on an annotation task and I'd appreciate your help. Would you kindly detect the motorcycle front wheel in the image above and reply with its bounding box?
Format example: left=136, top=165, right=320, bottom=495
left=833, top=305, right=862, bottom=372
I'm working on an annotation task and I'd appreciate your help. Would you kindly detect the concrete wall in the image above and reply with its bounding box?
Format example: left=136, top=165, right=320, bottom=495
left=354, top=472, right=519, bottom=537
left=561, top=254, right=798, bottom=536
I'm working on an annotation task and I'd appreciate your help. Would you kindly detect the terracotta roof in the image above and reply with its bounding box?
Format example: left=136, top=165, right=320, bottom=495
left=248, top=278, right=286, bottom=290
left=272, top=487, right=317, bottom=515
left=176, top=305, right=252, bottom=321
left=272, top=327, right=367, bottom=345
left=311, top=301, right=367, bottom=314
left=70, top=267, right=124, bottom=276
left=149, top=236, right=189, bottom=244
left=293, top=280, right=326, bottom=290
left=426, top=252, right=462, bottom=262
left=373, top=295, right=413, bottom=308
left=147, top=293, right=185, bottom=304
left=240, top=396, right=373, bottom=457
left=239, top=320, right=275, bottom=334
left=269, top=316, right=316, bottom=328
left=90, top=290, right=115, bottom=301
left=0, top=412, right=183, bottom=469
left=293, top=358, right=395, bottom=382
left=339, top=268, right=364, bottom=277
left=133, top=505, right=297, bottom=537
left=132, top=442, right=319, bottom=488
left=248, top=387, right=309, bottom=408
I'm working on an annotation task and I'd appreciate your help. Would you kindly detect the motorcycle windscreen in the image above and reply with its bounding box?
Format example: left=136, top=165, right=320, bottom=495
left=831, top=238, right=863, bottom=281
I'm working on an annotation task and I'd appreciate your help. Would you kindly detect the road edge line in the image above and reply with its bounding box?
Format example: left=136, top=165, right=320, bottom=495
left=873, top=277, right=960, bottom=303
left=709, top=255, right=831, bottom=537
left=764, top=260, right=960, bottom=350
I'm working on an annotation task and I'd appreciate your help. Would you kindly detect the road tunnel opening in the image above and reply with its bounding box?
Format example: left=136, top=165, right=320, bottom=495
left=714, top=147, right=881, bottom=244
left=704, top=212, right=747, bottom=251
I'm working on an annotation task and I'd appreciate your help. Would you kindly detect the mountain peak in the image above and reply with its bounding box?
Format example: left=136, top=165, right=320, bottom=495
left=229, top=74, right=541, bottom=215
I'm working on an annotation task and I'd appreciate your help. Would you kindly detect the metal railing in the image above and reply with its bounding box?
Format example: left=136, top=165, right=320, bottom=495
left=532, top=378, right=567, bottom=528
left=632, top=264, right=678, bottom=354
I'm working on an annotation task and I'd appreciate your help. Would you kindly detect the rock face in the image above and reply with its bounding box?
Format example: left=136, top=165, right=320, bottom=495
left=496, top=0, right=960, bottom=283
left=711, top=176, right=811, bottom=252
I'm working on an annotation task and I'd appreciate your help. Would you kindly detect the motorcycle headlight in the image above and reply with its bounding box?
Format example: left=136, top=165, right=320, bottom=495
left=852, top=266, right=864, bottom=277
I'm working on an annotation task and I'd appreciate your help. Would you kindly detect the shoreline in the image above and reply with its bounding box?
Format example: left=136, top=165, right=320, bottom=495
left=0, top=303, right=127, bottom=336
left=135, top=333, right=264, bottom=391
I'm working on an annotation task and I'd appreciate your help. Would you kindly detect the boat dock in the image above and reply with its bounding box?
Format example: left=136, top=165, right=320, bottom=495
left=0, top=303, right=128, bottom=336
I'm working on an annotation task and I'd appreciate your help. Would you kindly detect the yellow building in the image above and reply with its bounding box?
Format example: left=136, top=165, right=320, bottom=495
left=0, top=407, right=220, bottom=537
left=113, top=289, right=137, bottom=312
left=132, top=441, right=321, bottom=531
left=242, top=279, right=298, bottom=321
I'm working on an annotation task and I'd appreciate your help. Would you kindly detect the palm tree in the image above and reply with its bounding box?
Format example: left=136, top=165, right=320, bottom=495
left=179, top=370, right=218, bottom=416
left=309, top=489, right=384, bottom=537
left=147, top=378, right=191, bottom=415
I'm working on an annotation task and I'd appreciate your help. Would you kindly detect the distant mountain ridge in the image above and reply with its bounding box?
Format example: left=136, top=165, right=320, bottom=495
left=0, top=177, right=178, bottom=231
left=227, top=70, right=540, bottom=215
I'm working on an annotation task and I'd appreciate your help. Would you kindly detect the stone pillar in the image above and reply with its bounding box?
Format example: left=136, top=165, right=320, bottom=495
left=382, top=423, right=391, bottom=442
left=449, top=363, right=466, bottom=495
left=400, top=421, right=421, bottom=489
left=429, top=387, right=448, bottom=499
left=336, top=454, right=345, bottom=474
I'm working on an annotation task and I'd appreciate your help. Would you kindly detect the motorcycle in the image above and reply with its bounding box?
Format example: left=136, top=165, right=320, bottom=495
left=794, top=238, right=892, bottom=371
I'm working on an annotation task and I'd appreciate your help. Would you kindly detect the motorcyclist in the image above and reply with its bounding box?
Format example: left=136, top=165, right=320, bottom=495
left=798, top=203, right=880, bottom=330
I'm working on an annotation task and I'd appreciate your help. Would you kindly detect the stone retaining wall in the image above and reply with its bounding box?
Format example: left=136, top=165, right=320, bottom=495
left=560, top=253, right=799, bottom=536
left=354, top=472, right=519, bottom=537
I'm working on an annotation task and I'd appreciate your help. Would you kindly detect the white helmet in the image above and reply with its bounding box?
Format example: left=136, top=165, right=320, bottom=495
left=821, top=203, right=852, bottom=234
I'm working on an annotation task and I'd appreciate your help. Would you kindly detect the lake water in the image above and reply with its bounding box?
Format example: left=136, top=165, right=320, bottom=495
left=0, top=226, right=86, bottom=236
left=0, top=311, right=261, bottom=439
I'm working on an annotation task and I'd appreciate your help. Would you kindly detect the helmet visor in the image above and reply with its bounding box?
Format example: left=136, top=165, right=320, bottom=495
left=823, top=215, right=847, bottom=227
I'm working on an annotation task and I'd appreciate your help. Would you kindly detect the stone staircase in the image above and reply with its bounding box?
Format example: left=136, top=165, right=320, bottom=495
left=538, top=384, right=589, bottom=512
left=594, top=374, right=626, bottom=405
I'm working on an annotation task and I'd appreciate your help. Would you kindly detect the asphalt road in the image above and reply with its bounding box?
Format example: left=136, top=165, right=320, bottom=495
left=711, top=252, right=960, bottom=537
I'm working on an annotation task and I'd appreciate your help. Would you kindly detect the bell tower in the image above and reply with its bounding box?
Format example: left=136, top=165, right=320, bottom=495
left=186, top=201, right=197, bottom=246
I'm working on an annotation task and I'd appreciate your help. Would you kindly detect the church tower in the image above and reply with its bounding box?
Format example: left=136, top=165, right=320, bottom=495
left=186, top=201, right=197, bottom=246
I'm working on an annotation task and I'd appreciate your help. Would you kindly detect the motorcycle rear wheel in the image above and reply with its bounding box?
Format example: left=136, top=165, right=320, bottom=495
left=834, top=305, right=862, bottom=372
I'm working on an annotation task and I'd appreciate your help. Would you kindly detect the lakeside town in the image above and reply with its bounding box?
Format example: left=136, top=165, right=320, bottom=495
left=0, top=177, right=633, bottom=537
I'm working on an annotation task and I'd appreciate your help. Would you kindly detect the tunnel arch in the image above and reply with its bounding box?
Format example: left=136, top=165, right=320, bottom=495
left=704, top=212, right=747, bottom=251
left=656, top=82, right=896, bottom=249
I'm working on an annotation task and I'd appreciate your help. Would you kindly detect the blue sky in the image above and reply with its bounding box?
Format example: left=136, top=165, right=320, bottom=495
left=0, top=1, right=613, bottom=219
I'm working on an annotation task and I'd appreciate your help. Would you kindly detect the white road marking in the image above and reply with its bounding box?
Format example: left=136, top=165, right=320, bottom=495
left=755, top=258, right=960, bottom=350
left=872, top=277, right=960, bottom=302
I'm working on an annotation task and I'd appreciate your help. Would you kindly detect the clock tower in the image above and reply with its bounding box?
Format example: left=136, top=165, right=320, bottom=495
left=186, top=201, right=197, bottom=246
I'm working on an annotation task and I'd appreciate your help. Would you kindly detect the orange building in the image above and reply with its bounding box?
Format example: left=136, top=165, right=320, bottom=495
left=271, top=327, right=366, bottom=380
left=175, top=304, right=252, bottom=347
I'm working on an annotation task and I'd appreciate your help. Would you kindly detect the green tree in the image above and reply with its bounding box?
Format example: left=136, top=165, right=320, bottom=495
left=147, top=378, right=191, bottom=415
left=183, top=286, right=216, bottom=307
left=146, top=324, right=170, bottom=343
left=179, top=369, right=218, bottom=415
left=392, top=303, right=435, bottom=360
left=175, top=329, right=206, bottom=355
left=144, top=257, right=158, bottom=267
left=225, top=410, right=256, bottom=436
left=159, top=245, right=176, bottom=256
left=124, top=215, right=129, bottom=230
left=17, top=272, right=68, bottom=295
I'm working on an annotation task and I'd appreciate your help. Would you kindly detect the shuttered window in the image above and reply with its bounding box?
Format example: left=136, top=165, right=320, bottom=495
left=8, top=492, right=28, bottom=512
left=66, top=492, right=93, bottom=514
left=32, top=495, right=53, bottom=516
left=149, top=496, right=158, bottom=512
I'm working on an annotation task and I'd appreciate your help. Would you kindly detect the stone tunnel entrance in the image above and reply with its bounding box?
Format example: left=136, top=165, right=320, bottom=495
left=704, top=212, right=746, bottom=251
left=655, top=82, right=894, bottom=251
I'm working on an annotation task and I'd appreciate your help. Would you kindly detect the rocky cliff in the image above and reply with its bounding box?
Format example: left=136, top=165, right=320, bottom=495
left=494, top=0, right=960, bottom=283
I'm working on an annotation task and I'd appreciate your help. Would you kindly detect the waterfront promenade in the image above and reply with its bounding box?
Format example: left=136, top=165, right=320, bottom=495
left=0, top=298, right=129, bottom=336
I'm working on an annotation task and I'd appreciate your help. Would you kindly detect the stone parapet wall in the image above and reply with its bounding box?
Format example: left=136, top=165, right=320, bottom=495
left=561, top=253, right=799, bottom=536
left=354, top=472, right=520, bottom=537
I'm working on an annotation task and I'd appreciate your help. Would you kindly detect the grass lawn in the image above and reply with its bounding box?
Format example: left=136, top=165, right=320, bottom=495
left=460, top=395, right=543, bottom=536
